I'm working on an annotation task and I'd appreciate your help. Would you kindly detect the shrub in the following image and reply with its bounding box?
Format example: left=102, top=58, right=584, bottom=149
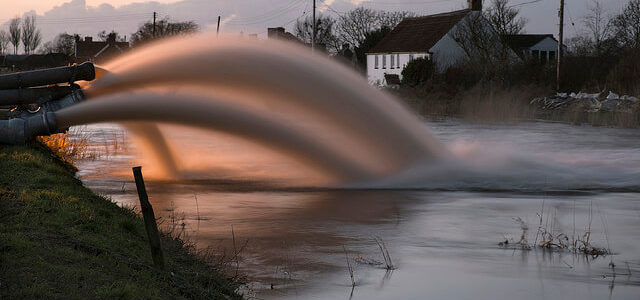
left=401, top=57, right=435, bottom=87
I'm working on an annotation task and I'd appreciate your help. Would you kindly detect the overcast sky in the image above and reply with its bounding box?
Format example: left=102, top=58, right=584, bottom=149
left=0, top=0, right=633, bottom=46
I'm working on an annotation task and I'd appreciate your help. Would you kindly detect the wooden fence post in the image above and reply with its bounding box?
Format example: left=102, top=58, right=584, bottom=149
left=132, top=166, right=165, bottom=270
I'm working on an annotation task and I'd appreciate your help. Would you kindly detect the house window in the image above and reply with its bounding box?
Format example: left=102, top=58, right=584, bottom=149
left=541, top=51, right=548, bottom=64
left=375, top=55, right=379, bottom=69
left=397, top=54, right=400, bottom=68
left=549, top=51, right=556, bottom=61
left=409, top=54, right=414, bottom=61
left=382, top=55, right=387, bottom=69
left=532, top=50, right=539, bottom=60
left=390, top=54, right=395, bottom=69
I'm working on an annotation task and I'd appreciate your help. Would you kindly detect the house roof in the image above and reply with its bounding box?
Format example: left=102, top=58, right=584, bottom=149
left=368, top=9, right=470, bottom=54
left=75, top=37, right=129, bottom=63
left=502, top=34, right=556, bottom=50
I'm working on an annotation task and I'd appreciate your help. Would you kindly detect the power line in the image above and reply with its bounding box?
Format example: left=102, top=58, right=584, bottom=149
left=228, top=0, right=301, bottom=22
left=254, top=3, right=309, bottom=37
left=508, top=0, right=544, bottom=8
left=358, top=0, right=453, bottom=6
left=226, top=0, right=305, bottom=25
left=564, top=1, right=580, bottom=36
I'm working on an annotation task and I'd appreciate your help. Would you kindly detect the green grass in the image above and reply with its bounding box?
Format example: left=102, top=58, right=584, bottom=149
left=0, top=143, right=241, bottom=299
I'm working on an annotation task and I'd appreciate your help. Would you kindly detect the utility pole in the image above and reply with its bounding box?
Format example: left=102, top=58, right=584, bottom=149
left=557, top=0, right=564, bottom=92
left=153, top=11, right=157, bottom=38
left=312, top=0, right=316, bottom=54
left=217, top=16, right=221, bottom=37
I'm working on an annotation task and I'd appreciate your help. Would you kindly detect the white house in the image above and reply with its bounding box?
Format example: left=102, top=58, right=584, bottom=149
left=503, top=34, right=560, bottom=63
left=366, top=0, right=510, bottom=86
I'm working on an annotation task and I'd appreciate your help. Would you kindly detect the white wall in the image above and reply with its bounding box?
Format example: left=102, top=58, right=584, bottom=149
left=528, top=37, right=558, bottom=61
left=429, top=32, right=467, bottom=71
left=366, top=53, right=429, bottom=85
left=366, top=11, right=515, bottom=85
left=433, top=11, right=518, bottom=69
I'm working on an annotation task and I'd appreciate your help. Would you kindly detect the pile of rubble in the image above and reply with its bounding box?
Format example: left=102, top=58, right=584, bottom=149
left=531, top=91, right=640, bottom=114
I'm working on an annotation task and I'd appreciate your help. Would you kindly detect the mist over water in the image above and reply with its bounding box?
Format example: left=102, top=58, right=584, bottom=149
left=56, top=34, right=639, bottom=191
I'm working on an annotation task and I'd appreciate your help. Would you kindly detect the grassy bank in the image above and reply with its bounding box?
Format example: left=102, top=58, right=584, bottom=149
left=0, top=144, right=240, bottom=299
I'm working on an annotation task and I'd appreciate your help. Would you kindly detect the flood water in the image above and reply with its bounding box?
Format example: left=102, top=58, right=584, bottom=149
left=74, top=120, right=640, bottom=299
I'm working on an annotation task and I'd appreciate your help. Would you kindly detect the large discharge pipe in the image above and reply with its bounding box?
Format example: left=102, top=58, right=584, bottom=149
left=0, top=112, right=58, bottom=144
left=0, top=63, right=94, bottom=144
left=0, top=62, right=95, bottom=89
left=0, top=86, right=76, bottom=106
left=0, top=90, right=85, bottom=144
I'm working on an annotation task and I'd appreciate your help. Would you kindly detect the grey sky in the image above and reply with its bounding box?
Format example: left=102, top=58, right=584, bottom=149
left=0, top=0, right=633, bottom=47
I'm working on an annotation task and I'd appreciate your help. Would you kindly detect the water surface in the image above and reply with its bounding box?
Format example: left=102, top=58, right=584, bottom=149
left=75, top=120, right=640, bottom=299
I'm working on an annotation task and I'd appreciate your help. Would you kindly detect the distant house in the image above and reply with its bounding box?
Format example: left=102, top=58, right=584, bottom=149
left=267, top=27, right=301, bottom=43
left=366, top=0, right=509, bottom=85
left=267, top=27, right=327, bottom=52
left=503, top=34, right=559, bottom=63
left=74, top=33, right=129, bottom=64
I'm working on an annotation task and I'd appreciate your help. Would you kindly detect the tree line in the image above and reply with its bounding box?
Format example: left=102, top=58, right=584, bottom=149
left=0, top=15, right=42, bottom=55
left=0, top=15, right=198, bottom=56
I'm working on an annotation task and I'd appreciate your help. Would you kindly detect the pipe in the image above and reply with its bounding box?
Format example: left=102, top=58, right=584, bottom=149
left=0, top=112, right=57, bottom=144
left=0, top=89, right=85, bottom=144
left=0, top=86, right=76, bottom=106
left=0, top=62, right=95, bottom=90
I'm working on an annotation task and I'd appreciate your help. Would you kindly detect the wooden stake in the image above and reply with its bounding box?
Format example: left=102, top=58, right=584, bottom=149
left=132, top=166, right=165, bottom=270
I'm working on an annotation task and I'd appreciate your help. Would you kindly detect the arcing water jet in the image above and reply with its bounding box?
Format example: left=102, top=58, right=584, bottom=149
left=86, top=36, right=447, bottom=173
left=2, top=35, right=448, bottom=183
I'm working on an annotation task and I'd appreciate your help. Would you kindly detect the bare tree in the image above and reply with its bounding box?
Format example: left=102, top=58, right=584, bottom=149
left=294, top=14, right=339, bottom=52
left=9, top=17, right=21, bottom=54
left=451, top=12, right=509, bottom=76
left=0, top=30, right=9, bottom=55
left=612, top=0, right=640, bottom=49
left=566, top=35, right=594, bottom=56
left=583, top=0, right=612, bottom=55
left=334, top=8, right=413, bottom=48
left=485, top=0, right=527, bottom=36
left=378, top=10, right=415, bottom=29
left=40, top=33, right=77, bottom=55
left=97, top=30, right=126, bottom=42
left=131, top=17, right=198, bottom=46
left=21, top=15, right=41, bottom=54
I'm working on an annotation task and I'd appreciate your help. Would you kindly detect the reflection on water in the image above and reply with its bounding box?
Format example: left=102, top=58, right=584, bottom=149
left=75, top=120, right=640, bottom=299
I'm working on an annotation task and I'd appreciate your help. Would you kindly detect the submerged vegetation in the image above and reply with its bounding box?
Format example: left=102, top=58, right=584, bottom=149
left=0, top=144, right=240, bottom=299
left=500, top=201, right=609, bottom=258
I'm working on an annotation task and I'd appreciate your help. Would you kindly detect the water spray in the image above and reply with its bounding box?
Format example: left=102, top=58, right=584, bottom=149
left=0, top=62, right=95, bottom=144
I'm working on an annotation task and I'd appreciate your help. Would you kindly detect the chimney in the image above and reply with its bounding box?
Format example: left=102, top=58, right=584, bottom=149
left=84, top=36, right=93, bottom=42
left=267, top=27, right=285, bottom=39
left=468, top=0, right=482, bottom=11
left=107, top=33, right=117, bottom=45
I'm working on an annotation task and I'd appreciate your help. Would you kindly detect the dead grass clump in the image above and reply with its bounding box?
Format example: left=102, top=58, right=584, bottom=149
left=500, top=201, right=609, bottom=257
left=374, top=236, right=395, bottom=270
left=37, top=130, right=96, bottom=163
